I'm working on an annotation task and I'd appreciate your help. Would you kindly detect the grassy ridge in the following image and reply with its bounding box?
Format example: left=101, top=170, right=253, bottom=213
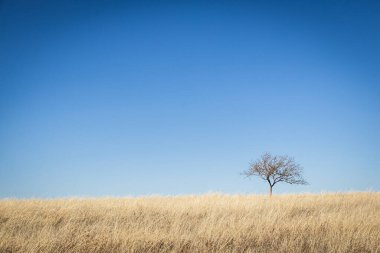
left=1, top=193, right=379, bottom=252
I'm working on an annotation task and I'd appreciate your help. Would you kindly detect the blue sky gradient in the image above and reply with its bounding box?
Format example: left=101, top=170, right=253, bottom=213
left=1, top=0, right=379, bottom=197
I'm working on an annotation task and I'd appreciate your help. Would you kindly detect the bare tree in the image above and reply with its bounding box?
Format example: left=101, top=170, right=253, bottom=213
left=242, top=153, right=308, bottom=196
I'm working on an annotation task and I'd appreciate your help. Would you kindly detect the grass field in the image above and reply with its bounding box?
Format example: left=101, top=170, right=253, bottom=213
left=0, top=192, right=379, bottom=253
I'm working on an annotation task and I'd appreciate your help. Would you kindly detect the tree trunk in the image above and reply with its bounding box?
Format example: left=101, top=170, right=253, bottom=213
left=269, top=185, right=273, bottom=197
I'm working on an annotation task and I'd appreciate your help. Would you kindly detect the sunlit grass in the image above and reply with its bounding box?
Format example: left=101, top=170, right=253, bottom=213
left=1, top=192, right=379, bottom=252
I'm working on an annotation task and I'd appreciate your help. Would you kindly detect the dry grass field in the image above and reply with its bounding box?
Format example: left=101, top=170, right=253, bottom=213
left=0, top=192, right=379, bottom=253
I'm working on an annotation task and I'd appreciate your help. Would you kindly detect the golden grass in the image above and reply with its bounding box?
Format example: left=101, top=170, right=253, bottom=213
left=0, top=192, right=379, bottom=253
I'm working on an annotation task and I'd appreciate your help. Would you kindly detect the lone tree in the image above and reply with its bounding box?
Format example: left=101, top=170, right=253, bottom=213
left=243, top=153, right=307, bottom=196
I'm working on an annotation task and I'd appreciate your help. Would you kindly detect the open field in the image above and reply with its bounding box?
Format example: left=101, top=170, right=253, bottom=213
left=0, top=193, right=379, bottom=253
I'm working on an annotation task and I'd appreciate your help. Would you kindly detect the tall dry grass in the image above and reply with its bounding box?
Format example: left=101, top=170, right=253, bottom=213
left=0, top=192, right=379, bottom=253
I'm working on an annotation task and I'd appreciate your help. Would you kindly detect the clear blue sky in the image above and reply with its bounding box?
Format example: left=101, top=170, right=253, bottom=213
left=1, top=0, right=379, bottom=197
